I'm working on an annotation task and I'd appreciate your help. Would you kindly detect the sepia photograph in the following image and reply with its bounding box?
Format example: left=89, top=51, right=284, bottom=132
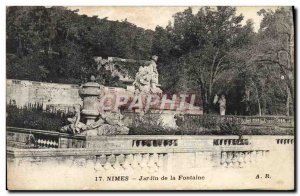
left=5, top=5, right=295, bottom=190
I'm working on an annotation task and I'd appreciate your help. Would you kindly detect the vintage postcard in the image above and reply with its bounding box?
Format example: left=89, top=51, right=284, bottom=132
left=6, top=6, right=295, bottom=190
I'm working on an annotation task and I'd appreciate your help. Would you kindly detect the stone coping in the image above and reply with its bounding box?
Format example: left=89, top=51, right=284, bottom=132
left=5, top=146, right=272, bottom=158
left=6, top=127, right=85, bottom=140
left=7, top=134, right=294, bottom=158
left=7, top=126, right=294, bottom=140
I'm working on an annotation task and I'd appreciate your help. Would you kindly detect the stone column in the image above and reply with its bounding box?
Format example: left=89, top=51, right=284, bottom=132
left=79, top=76, right=101, bottom=125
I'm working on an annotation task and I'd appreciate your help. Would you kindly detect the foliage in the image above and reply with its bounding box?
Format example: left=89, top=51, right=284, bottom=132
left=6, top=104, right=73, bottom=131
left=129, top=124, right=293, bottom=136
left=129, top=113, right=293, bottom=135
left=6, top=6, right=294, bottom=116
left=6, top=6, right=154, bottom=84
left=153, top=6, right=294, bottom=116
left=219, top=122, right=242, bottom=136
left=7, top=104, right=293, bottom=135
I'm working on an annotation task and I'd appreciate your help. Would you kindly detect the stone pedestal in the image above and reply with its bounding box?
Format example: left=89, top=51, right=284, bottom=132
left=86, top=129, right=98, bottom=136
left=79, top=76, right=102, bottom=125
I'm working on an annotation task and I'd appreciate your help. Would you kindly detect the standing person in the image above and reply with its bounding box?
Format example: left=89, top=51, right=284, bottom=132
left=218, top=94, right=226, bottom=116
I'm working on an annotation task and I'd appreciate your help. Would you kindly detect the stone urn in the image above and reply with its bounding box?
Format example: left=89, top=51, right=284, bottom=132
left=79, top=76, right=102, bottom=125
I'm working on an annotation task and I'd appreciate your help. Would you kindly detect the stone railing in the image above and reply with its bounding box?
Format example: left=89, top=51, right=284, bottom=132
left=220, top=150, right=269, bottom=168
left=7, top=146, right=171, bottom=173
left=180, top=114, right=294, bottom=127
left=123, top=112, right=294, bottom=131
left=7, top=127, right=86, bottom=149
left=7, top=127, right=294, bottom=172
left=94, top=153, right=168, bottom=172
left=7, top=127, right=294, bottom=151
left=213, top=139, right=249, bottom=146
left=132, top=139, right=178, bottom=147
left=276, top=138, right=294, bottom=145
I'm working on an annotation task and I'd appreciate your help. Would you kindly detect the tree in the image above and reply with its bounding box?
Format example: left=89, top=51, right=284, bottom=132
left=249, top=7, right=294, bottom=116
left=160, top=7, right=252, bottom=113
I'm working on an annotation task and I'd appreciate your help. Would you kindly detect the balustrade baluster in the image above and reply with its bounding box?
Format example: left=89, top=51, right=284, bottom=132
left=157, top=154, right=164, bottom=170
left=140, top=154, right=149, bottom=169
left=163, top=140, right=168, bottom=147
left=148, top=153, right=157, bottom=172
left=238, top=152, right=244, bottom=167
left=224, top=140, right=227, bottom=145
left=94, top=156, right=104, bottom=171
left=251, top=151, right=257, bottom=164
left=103, top=154, right=114, bottom=170
left=226, top=152, right=233, bottom=167
left=158, top=140, right=163, bottom=147
left=131, top=154, right=141, bottom=169
left=122, top=154, right=131, bottom=170
left=41, top=139, right=45, bottom=147
left=49, top=140, right=53, bottom=148
left=232, top=152, right=238, bottom=167
left=149, top=140, right=153, bottom=147
left=244, top=152, right=251, bottom=165
left=214, top=139, right=219, bottom=145
left=220, top=152, right=226, bottom=165
left=232, top=139, right=236, bottom=145
left=103, top=160, right=112, bottom=170
left=112, top=155, right=122, bottom=170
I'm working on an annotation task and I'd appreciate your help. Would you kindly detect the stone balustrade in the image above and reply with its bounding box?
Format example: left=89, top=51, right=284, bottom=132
left=176, top=114, right=294, bottom=128
left=276, top=138, right=294, bottom=145
left=7, top=127, right=294, bottom=151
left=220, top=150, right=269, bottom=168
left=7, top=127, right=86, bottom=149
left=132, top=139, right=178, bottom=147
left=94, top=153, right=167, bottom=172
left=35, top=138, right=59, bottom=148
left=7, top=127, right=294, bottom=172
left=213, top=139, right=249, bottom=146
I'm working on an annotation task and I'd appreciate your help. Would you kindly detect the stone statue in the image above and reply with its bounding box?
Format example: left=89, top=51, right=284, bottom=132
left=83, top=111, right=129, bottom=136
left=94, top=112, right=129, bottom=135
left=60, top=104, right=87, bottom=134
left=218, top=94, right=226, bottom=116
left=133, top=55, right=162, bottom=95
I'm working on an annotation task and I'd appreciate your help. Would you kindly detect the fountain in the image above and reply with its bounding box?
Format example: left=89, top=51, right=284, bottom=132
left=61, top=75, right=129, bottom=136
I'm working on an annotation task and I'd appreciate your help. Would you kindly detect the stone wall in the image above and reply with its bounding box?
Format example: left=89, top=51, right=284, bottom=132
left=7, top=127, right=294, bottom=190
left=6, top=79, right=127, bottom=112
left=8, top=133, right=294, bottom=166
left=7, top=133, right=294, bottom=182
left=6, top=79, right=81, bottom=110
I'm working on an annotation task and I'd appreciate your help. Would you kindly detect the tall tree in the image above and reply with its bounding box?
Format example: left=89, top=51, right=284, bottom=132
left=250, top=7, right=294, bottom=116
left=165, top=7, right=252, bottom=112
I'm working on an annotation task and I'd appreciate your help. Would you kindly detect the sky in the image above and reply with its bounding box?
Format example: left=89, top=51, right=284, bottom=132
left=68, top=6, right=278, bottom=32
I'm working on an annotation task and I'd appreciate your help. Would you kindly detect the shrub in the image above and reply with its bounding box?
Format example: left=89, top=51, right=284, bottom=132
left=6, top=104, right=73, bottom=131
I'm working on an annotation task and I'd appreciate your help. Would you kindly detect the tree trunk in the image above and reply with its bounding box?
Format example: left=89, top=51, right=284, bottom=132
left=17, top=39, right=23, bottom=57
left=257, top=99, right=262, bottom=116
left=286, top=86, right=290, bottom=116
left=200, top=86, right=208, bottom=114
left=245, top=87, right=250, bottom=115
